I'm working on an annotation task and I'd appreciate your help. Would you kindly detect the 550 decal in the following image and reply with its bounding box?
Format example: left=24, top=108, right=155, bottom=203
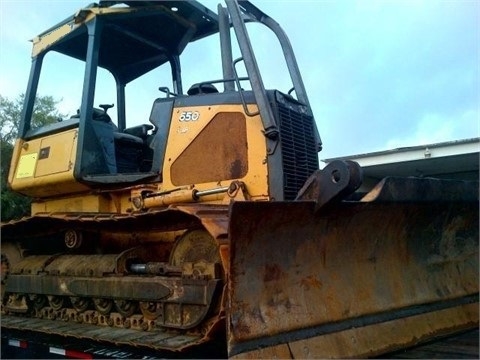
left=179, top=111, right=200, bottom=122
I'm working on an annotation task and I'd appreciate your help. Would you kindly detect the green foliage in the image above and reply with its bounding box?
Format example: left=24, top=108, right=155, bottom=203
left=0, top=94, right=22, bottom=144
left=0, top=94, right=64, bottom=144
left=1, top=94, right=63, bottom=221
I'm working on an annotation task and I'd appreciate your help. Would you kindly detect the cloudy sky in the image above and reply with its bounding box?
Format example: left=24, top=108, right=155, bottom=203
left=0, top=0, right=478, bottom=160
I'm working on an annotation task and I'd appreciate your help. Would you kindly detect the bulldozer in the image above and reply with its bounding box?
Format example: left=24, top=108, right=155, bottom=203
left=1, top=0, right=478, bottom=358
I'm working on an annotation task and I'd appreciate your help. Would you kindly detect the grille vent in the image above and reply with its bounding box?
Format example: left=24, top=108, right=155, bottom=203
left=271, top=91, right=319, bottom=200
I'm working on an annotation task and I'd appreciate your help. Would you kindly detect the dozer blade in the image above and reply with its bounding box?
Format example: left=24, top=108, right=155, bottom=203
left=227, top=178, right=479, bottom=358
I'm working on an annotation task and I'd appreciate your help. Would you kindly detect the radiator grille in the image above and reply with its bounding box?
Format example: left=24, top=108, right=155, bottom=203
left=272, top=92, right=319, bottom=200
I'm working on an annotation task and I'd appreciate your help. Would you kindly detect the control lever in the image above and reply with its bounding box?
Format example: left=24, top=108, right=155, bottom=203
left=99, top=104, right=114, bottom=114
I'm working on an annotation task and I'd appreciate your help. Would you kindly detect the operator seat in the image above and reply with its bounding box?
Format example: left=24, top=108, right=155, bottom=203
left=187, top=83, right=218, bottom=95
left=73, top=108, right=146, bottom=173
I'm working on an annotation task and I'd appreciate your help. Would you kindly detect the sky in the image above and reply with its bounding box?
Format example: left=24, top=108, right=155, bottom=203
left=0, top=0, right=478, bottom=161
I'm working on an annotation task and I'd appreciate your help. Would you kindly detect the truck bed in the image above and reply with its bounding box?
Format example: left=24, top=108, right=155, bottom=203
left=2, top=327, right=478, bottom=359
left=384, top=329, right=479, bottom=359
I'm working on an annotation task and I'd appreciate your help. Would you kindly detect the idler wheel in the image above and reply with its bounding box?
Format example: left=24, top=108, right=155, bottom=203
left=169, top=229, right=220, bottom=266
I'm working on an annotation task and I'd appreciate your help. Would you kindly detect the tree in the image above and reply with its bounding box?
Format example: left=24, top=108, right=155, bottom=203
left=0, top=94, right=63, bottom=143
left=1, top=94, right=63, bottom=221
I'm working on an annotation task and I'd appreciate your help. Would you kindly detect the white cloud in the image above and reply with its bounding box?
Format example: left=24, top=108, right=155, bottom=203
left=386, top=109, right=479, bottom=149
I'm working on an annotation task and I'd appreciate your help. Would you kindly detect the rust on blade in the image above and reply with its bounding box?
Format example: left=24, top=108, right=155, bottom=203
left=173, top=204, right=230, bottom=240
left=227, top=179, right=479, bottom=358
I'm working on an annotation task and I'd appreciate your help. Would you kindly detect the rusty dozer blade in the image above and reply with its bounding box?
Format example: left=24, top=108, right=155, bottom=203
left=227, top=175, right=479, bottom=358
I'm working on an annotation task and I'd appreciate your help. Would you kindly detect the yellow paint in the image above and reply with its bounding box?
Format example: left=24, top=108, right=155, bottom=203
left=7, top=139, right=25, bottom=191
left=32, top=21, right=83, bottom=57
left=162, top=104, right=270, bottom=201
left=9, top=129, right=88, bottom=198
left=35, top=130, right=76, bottom=176
left=30, top=189, right=136, bottom=215
left=32, top=193, right=113, bottom=214
left=32, top=5, right=175, bottom=58
left=10, top=104, right=271, bottom=212
left=16, top=153, right=37, bottom=178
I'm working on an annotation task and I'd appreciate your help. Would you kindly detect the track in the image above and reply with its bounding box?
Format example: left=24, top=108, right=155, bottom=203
left=1, top=315, right=206, bottom=352
left=1, top=205, right=230, bottom=353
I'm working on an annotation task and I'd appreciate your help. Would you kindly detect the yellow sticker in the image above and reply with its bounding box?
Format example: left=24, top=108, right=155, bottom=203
left=16, top=153, right=38, bottom=178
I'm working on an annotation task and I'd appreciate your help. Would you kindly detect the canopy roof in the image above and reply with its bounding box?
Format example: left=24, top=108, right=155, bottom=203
left=34, top=1, right=219, bottom=83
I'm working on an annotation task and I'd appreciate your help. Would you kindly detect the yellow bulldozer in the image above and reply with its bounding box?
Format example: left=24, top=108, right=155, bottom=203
left=1, top=0, right=478, bottom=358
